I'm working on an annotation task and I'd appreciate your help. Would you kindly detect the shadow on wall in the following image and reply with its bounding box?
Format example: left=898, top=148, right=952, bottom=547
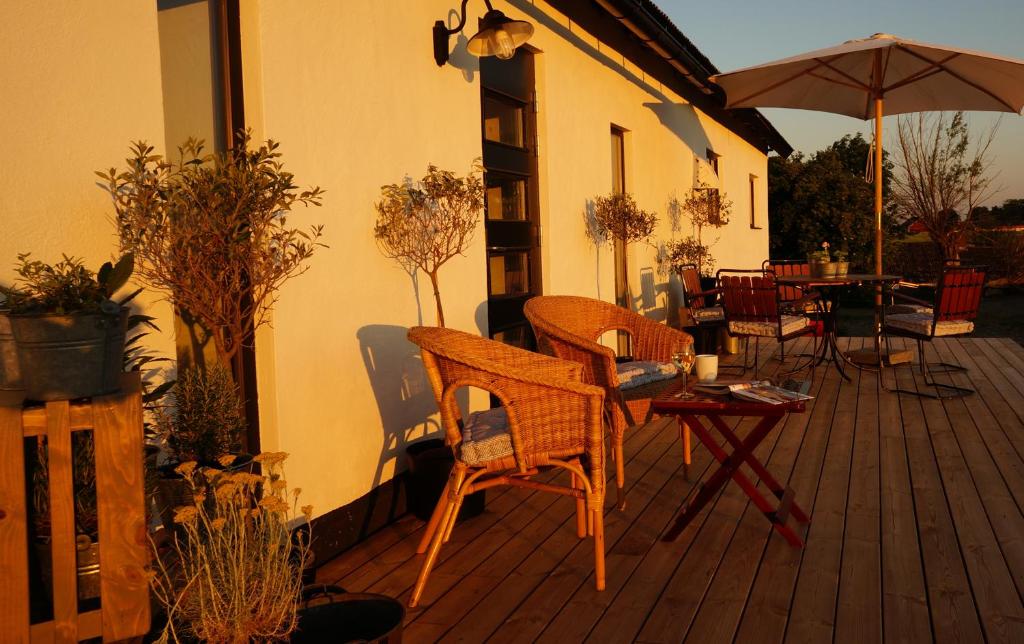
left=446, top=32, right=479, bottom=83
left=356, top=324, right=454, bottom=489
left=643, top=100, right=711, bottom=162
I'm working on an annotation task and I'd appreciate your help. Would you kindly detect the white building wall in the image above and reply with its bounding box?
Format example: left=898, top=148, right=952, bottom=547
left=241, top=0, right=773, bottom=519
left=0, top=1, right=175, bottom=359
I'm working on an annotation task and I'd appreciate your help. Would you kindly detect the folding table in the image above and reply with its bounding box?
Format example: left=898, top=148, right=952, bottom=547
left=652, top=382, right=809, bottom=547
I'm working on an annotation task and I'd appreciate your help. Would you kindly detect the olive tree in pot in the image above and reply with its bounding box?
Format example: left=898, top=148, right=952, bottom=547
left=373, top=162, right=484, bottom=328
left=587, top=192, right=658, bottom=310
left=0, top=253, right=135, bottom=401
left=665, top=180, right=732, bottom=287
left=97, top=134, right=325, bottom=385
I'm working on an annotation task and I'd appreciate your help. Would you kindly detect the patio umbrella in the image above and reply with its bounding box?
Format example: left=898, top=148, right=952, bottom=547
left=709, top=33, right=1024, bottom=277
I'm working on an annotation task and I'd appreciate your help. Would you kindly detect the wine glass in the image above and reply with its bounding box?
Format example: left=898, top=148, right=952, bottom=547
left=671, top=343, right=696, bottom=399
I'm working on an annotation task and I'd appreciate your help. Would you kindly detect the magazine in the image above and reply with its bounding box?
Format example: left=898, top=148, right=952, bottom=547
left=727, top=380, right=814, bottom=405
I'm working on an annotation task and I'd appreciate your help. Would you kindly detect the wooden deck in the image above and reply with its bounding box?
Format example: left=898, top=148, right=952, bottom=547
left=317, top=337, right=1024, bottom=643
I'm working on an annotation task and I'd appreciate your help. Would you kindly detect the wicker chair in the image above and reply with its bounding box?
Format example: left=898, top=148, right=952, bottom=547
left=406, top=326, right=606, bottom=608
left=524, top=295, right=694, bottom=509
left=881, top=265, right=986, bottom=398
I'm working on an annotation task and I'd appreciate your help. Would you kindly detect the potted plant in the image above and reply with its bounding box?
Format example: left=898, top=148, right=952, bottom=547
left=98, top=134, right=325, bottom=377
left=0, top=253, right=135, bottom=401
left=0, top=308, right=20, bottom=391
left=151, top=453, right=404, bottom=643
left=374, top=162, right=484, bottom=327
left=151, top=365, right=247, bottom=534
left=588, top=192, right=659, bottom=306
left=834, top=249, right=850, bottom=277
left=807, top=242, right=834, bottom=278
left=666, top=181, right=732, bottom=286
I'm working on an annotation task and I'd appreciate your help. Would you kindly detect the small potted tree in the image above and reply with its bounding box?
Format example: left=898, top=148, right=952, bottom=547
left=1, top=253, right=135, bottom=400
left=589, top=192, right=658, bottom=307
left=374, top=162, right=484, bottom=327
left=668, top=181, right=731, bottom=286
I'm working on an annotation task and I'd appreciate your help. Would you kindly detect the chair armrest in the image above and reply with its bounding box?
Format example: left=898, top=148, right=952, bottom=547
left=888, top=290, right=933, bottom=307
left=691, top=287, right=721, bottom=299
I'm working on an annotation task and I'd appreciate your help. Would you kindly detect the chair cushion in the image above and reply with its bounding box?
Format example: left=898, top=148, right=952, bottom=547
left=885, top=313, right=974, bottom=337
left=691, top=306, right=724, bottom=322
left=728, top=315, right=809, bottom=338
left=616, top=360, right=677, bottom=390
left=459, top=408, right=513, bottom=466
left=886, top=303, right=933, bottom=315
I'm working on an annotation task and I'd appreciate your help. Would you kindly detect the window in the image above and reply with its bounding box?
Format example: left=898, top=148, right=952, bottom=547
left=706, top=148, right=720, bottom=175
left=611, top=126, right=629, bottom=355
left=482, top=93, right=525, bottom=148
left=485, top=173, right=528, bottom=221
left=749, top=174, right=760, bottom=229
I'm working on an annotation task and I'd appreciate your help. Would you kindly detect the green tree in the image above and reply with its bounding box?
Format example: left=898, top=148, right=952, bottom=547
left=768, top=134, right=897, bottom=271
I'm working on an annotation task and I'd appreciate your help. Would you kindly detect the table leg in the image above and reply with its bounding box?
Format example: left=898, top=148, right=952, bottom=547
left=663, top=415, right=804, bottom=547
left=707, top=415, right=809, bottom=524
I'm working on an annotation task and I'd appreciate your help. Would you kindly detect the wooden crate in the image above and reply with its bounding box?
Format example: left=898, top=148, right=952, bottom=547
left=0, top=376, right=150, bottom=642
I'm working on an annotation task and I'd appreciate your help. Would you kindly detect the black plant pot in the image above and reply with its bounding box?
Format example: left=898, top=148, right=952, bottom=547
left=405, top=439, right=484, bottom=522
left=293, top=585, right=404, bottom=643
left=9, top=309, right=127, bottom=401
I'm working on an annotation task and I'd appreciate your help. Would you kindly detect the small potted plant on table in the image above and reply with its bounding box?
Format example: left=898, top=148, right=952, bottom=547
left=808, top=242, right=836, bottom=279
left=834, top=249, right=850, bottom=277
left=1, top=253, right=135, bottom=401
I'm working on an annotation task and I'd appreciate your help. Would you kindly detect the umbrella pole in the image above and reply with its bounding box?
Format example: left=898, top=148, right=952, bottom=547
left=874, top=97, right=884, bottom=353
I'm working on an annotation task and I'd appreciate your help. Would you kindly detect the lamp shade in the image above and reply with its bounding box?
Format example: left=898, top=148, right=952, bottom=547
left=467, top=9, right=533, bottom=60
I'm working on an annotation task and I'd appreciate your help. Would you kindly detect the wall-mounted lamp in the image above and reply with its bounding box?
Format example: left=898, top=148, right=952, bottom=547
left=433, top=0, right=534, bottom=66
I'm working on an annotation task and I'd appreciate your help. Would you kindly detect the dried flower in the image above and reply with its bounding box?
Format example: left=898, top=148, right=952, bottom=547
left=175, top=461, right=198, bottom=478
left=211, top=518, right=226, bottom=531
left=173, top=506, right=198, bottom=524
left=217, top=454, right=238, bottom=468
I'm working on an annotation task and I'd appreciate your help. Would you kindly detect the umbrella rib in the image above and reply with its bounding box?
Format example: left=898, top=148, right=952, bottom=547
left=815, top=58, right=873, bottom=92
left=895, top=45, right=1019, bottom=111
left=806, top=70, right=870, bottom=92
left=728, top=53, right=859, bottom=106
left=882, top=52, right=959, bottom=93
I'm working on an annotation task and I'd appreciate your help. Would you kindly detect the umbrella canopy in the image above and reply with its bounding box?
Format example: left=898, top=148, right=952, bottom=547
left=712, top=33, right=1024, bottom=118
left=708, top=33, right=1024, bottom=279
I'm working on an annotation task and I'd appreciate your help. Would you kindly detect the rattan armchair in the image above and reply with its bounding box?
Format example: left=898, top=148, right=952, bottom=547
left=524, top=295, right=694, bottom=509
left=406, top=326, right=607, bottom=608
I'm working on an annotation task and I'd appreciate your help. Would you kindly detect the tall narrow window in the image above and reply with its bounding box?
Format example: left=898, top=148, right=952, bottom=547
left=706, top=148, right=720, bottom=175
left=611, top=126, right=630, bottom=355
left=480, top=49, right=541, bottom=349
left=749, top=174, right=759, bottom=229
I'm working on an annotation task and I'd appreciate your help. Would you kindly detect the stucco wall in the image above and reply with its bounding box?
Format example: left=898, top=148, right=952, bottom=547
left=243, top=0, right=772, bottom=518
left=0, top=1, right=175, bottom=359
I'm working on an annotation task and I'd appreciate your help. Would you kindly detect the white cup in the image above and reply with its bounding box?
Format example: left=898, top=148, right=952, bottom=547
left=695, top=354, right=718, bottom=383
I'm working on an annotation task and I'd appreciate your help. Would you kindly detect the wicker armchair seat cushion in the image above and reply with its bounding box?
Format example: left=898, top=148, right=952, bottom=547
left=728, top=315, right=808, bottom=338
left=616, top=361, right=677, bottom=390
left=885, top=313, right=974, bottom=337
left=691, top=306, right=725, bottom=322
left=459, top=407, right=512, bottom=466
left=886, top=303, right=933, bottom=315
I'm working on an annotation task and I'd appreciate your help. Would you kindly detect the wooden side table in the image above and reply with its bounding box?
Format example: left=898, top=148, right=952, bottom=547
left=652, top=382, right=809, bottom=547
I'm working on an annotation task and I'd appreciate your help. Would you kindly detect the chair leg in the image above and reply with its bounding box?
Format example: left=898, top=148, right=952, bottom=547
left=680, top=419, right=691, bottom=481
left=753, top=337, right=761, bottom=379
left=409, top=466, right=465, bottom=608
left=614, top=438, right=626, bottom=511
left=416, top=478, right=452, bottom=554
left=572, top=471, right=587, bottom=539
left=919, top=340, right=974, bottom=398
left=441, top=466, right=470, bottom=544
left=592, top=506, right=606, bottom=592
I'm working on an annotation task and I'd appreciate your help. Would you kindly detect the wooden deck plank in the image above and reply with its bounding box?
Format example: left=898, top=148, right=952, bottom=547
left=783, top=338, right=864, bottom=644
left=315, top=338, right=1024, bottom=644
left=731, top=341, right=847, bottom=644
left=894, top=345, right=987, bottom=644
left=875, top=337, right=933, bottom=644
left=834, top=338, right=884, bottom=644
left=413, top=417, right=679, bottom=634
left=681, top=339, right=837, bottom=644
left=909, top=345, right=1024, bottom=642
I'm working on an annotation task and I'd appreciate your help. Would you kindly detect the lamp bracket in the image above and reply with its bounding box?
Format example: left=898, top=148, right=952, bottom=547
left=433, top=0, right=472, bottom=66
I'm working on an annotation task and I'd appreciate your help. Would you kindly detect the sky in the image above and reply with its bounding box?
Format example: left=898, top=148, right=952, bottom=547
left=658, top=0, right=1024, bottom=205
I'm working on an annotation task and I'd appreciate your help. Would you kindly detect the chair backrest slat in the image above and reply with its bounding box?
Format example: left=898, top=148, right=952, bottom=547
left=764, top=259, right=809, bottom=302
left=936, top=266, right=985, bottom=321
left=677, top=264, right=706, bottom=310
left=719, top=270, right=778, bottom=323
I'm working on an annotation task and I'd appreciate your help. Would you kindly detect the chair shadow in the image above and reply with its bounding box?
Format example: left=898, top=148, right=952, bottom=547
left=356, top=324, right=452, bottom=490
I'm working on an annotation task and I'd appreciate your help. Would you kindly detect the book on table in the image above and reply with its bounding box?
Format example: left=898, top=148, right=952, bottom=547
left=693, top=380, right=815, bottom=404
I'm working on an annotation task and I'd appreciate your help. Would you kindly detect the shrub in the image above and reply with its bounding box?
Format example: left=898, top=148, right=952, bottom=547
left=159, top=366, right=246, bottom=465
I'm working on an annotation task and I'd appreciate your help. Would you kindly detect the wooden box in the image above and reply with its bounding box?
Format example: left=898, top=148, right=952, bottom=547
left=0, top=376, right=149, bottom=642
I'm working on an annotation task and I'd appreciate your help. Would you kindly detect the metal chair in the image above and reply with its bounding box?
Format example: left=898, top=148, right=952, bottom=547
left=406, top=326, right=607, bottom=607
left=881, top=265, right=986, bottom=398
left=676, top=263, right=724, bottom=353
left=717, top=269, right=818, bottom=378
